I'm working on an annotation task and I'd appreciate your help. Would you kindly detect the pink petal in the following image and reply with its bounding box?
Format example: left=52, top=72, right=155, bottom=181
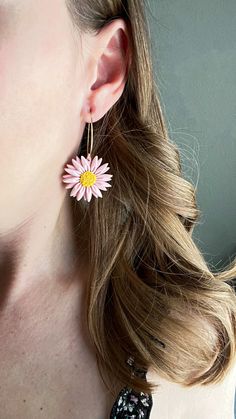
left=96, top=174, right=113, bottom=182
left=62, top=177, right=80, bottom=184
left=72, top=158, right=84, bottom=173
left=85, top=187, right=92, bottom=202
left=95, top=184, right=107, bottom=191
left=97, top=157, right=103, bottom=167
left=96, top=181, right=112, bottom=189
left=92, top=184, right=103, bottom=198
left=90, top=156, right=103, bottom=172
left=75, top=156, right=83, bottom=166
left=95, top=163, right=110, bottom=175
left=80, top=155, right=90, bottom=171
left=76, top=186, right=85, bottom=201
left=90, top=156, right=98, bottom=172
left=64, top=167, right=81, bottom=176
left=91, top=186, right=99, bottom=198
left=65, top=184, right=75, bottom=189
left=70, top=183, right=82, bottom=197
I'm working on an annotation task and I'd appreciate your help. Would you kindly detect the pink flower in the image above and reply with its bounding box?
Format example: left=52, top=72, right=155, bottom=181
left=62, top=153, right=113, bottom=202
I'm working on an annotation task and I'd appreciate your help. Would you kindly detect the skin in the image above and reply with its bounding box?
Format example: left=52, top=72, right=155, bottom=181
left=0, top=0, right=129, bottom=306
left=0, top=0, right=129, bottom=416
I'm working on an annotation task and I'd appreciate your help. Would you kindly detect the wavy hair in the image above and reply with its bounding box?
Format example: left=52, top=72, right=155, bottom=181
left=66, top=0, right=236, bottom=396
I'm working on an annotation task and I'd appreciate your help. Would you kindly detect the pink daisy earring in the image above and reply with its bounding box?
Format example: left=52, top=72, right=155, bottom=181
left=62, top=112, right=113, bottom=203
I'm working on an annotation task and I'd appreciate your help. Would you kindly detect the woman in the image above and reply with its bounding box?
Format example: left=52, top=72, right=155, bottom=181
left=0, top=0, right=235, bottom=418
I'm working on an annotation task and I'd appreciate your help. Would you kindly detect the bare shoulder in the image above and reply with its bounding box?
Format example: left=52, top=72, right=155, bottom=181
left=147, top=358, right=236, bottom=419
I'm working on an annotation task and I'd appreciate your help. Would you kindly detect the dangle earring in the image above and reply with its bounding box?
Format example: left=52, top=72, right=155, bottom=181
left=62, top=112, right=113, bottom=203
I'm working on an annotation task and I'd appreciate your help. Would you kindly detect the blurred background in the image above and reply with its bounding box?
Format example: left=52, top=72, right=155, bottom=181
left=147, top=0, right=236, bottom=415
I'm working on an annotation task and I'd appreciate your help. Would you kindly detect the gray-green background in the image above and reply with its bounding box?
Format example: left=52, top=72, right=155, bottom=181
left=148, top=0, right=236, bottom=272
left=147, top=1, right=236, bottom=415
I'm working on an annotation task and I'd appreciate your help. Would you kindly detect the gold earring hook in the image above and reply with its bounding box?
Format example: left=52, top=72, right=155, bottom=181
left=87, top=113, right=94, bottom=158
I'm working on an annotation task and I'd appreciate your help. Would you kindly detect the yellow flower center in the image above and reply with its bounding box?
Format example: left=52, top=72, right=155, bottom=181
left=80, top=171, right=97, bottom=187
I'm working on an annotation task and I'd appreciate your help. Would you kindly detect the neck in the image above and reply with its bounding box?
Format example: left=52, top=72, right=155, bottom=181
left=0, top=195, right=86, bottom=312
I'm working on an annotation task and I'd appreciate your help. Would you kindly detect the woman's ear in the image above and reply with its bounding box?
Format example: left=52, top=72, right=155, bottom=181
left=81, top=18, right=131, bottom=123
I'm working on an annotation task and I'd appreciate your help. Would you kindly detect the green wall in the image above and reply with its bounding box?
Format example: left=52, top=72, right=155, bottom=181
left=148, top=1, right=236, bottom=271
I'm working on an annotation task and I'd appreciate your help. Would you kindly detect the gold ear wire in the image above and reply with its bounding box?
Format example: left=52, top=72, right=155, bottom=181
left=87, top=112, right=94, bottom=158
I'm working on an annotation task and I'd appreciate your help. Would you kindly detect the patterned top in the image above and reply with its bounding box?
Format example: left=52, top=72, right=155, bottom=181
left=109, top=356, right=153, bottom=418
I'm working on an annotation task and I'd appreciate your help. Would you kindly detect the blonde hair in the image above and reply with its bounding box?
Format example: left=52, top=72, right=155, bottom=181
left=66, top=0, right=236, bottom=396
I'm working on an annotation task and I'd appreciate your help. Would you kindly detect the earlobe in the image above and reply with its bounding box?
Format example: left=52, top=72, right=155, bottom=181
left=84, top=19, right=130, bottom=123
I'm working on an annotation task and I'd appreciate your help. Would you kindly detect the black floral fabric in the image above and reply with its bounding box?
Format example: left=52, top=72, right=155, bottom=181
left=109, top=356, right=153, bottom=418
left=109, top=385, right=153, bottom=418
